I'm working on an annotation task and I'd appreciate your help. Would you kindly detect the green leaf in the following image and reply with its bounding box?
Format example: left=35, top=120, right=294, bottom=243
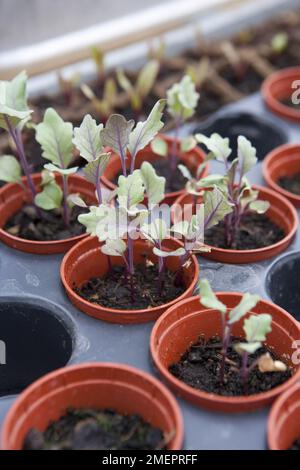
left=73, top=114, right=103, bottom=162
left=198, top=279, right=227, bottom=314
left=116, top=68, right=134, bottom=94
left=36, top=108, right=73, bottom=168
left=117, top=170, right=145, bottom=210
left=101, top=238, right=127, bottom=257
left=178, top=164, right=192, bottom=180
left=141, top=218, right=168, bottom=244
left=180, top=136, right=197, bottom=153
left=35, top=178, right=63, bottom=210
left=78, top=205, right=111, bottom=237
left=67, top=193, right=87, bottom=208
left=228, top=293, right=261, bottom=325
left=153, top=246, right=186, bottom=258
left=196, top=174, right=226, bottom=189
left=140, top=161, right=165, bottom=205
left=136, top=60, right=159, bottom=99
left=234, top=341, right=262, bottom=355
left=128, top=99, right=166, bottom=159
left=243, top=314, right=272, bottom=343
left=237, top=135, right=257, bottom=177
left=167, top=75, right=199, bottom=121
left=83, top=152, right=111, bottom=185
left=271, top=32, right=288, bottom=54
left=151, top=137, right=168, bottom=157
left=249, top=199, right=270, bottom=214
left=203, top=187, right=233, bottom=230
left=171, top=220, right=189, bottom=237
left=44, top=163, right=78, bottom=176
left=100, top=114, right=134, bottom=160
left=196, top=133, right=232, bottom=162
left=0, top=71, right=32, bottom=130
left=0, top=155, right=22, bottom=183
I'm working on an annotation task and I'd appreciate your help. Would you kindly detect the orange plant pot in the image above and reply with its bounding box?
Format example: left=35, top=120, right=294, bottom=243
left=263, top=143, right=300, bottom=207
left=268, top=383, right=300, bottom=450
left=171, top=186, right=298, bottom=264
left=0, top=173, right=96, bottom=254
left=101, top=134, right=208, bottom=206
left=61, top=236, right=199, bottom=324
left=262, top=67, right=300, bottom=123
left=0, top=363, right=183, bottom=450
left=150, top=293, right=300, bottom=413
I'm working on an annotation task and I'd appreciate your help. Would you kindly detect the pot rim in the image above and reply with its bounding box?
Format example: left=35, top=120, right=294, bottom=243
left=150, top=293, right=300, bottom=409
left=61, top=236, right=199, bottom=316
left=1, top=362, right=184, bottom=450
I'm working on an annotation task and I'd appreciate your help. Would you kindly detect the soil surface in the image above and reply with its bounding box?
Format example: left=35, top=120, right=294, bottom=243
left=169, top=336, right=291, bottom=397
left=278, top=173, right=300, bottom=195
left=281, top=98, right=300, bottom=111
left=113, top=158, right=188, bottom=193
left=289, top=438, right=300, bottom=450
left=23, top=408, right=165, bottom=450
left=204, top=213, right=285, bottom=250
left=4, top=205, right=87, bottom=241
left=75, top=264, right=185, bottom=310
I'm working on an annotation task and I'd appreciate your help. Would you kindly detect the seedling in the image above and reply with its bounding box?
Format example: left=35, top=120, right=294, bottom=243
left=270, top=32, right=289, bottom=55
left=57, top=71, right=81, bottom=106
left=91, top=46, right=106, bottom=85
left=151, top=75, right=199, bottom=188
left=116, top=60, right=159, bottom=117
left=199, top=279, right=286, bottom=392
left=195, top=133, right=270, bottom=248
left=81, top=78, right=117, bottom=121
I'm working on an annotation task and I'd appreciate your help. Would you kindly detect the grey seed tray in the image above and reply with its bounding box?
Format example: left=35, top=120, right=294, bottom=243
left=0, top=91, right=299, bottom=450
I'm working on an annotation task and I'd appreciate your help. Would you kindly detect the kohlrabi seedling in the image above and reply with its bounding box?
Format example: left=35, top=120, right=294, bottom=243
left=100, top=99, right=166, bottom=175
left=116, top=60, right=159, bottom=117
left=150, top=75, right=199, bottom=188
left=195, top=133, right=270, bottom=248
left=57, top=71, right=81, bottom=106
left=199, top=279, right=287, bottom=392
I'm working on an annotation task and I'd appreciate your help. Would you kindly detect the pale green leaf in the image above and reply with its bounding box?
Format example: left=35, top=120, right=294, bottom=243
left=171, top=221, right=189, bottom=237
left=128, top=99, right=166, bottom=159
left=0, top=71, right=32, bottom=130
left=167, top=75, right=199, bottom=121
left=141, top=218, right=168, bottom=243
left=36, top=108, right=73, bottom=168
left=73, top=114, right=103, bottom=162
left=243, top=314, right=272, bottom=343
left=136, top=60, right=159, bottom=99
left=35, top=180, right=63, bottom=210
left=198, top=279, right=227, bottom=314
left=67, top=193, right=87, bottom=208
left=83, top=152, right=111, bottom=185
left=249, top=199, right=270, bottom=214
left=140, top=161, right=165, bottom=205
left=180, top=136, right=197, bottom=153
left=117, top=170, right=145, bottom=209
left=203, top=187, right=233, bottom=230
left=0, top=155, right=22, bottom=183
left=78, top=205, right=108, bottom=237
left=153, top=246, right=186, bottom=258
left=228, top=293, right=261, bottom=325
left=116, top=68, right=134, bottom=94
left=100, top=114, right=134, bottom=160
left=101, top=238, right=127, bottom=257
left=178, top=164, right=192, bottom=180
left=44, top=162, right=78, bottom=176
left=150, top=137, right=168, bottom=157
left=234, top=341, right=261, bottom=355
left=237, top=135, right=257, bottom=177
left=196, top=133, right=232, bottom=162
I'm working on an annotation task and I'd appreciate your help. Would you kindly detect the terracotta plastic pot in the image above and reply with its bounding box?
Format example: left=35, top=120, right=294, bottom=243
left=150, top=293, right=300, bottom=413
left=268, top=383, right=300, bottom=450
left=262, top=67, right=300, bottom=123
left=0, top=362, right=183, bottom=450
left=263, top=143, right=300, bottom=208
left=101, top=134, right=209, bottom=205
left=0, top=173, right=96, bottom=255
left=61, top=236, right=199, bottom=324
left=171, top=185, right=298, bottom=264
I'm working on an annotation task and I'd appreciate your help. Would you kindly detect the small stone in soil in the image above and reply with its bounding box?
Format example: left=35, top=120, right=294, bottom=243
left=278, top=173, right=300, bottom=196
left=204, top=213, right=285, bottom=250
left=23, top=408, right=165, bottom=450
left=74, top=264, right=185, bottom=310
left=169, top=336, right=292, bottom=397
left=4, top=205, right=88, bottom=241
left=289, top=438, right=300, bottom=450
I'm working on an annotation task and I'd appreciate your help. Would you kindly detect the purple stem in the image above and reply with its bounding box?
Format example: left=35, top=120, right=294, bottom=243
left=219, top=323, right=233, bottom=384
left=62, top=175, right=70, bottom=227
left=170, top=118, right=181, bottom=173
left=127, top=236, right=135, bottom=303
left=95, top=163, right=103, bottom=205
left=157, top=240, right=165, bottom=296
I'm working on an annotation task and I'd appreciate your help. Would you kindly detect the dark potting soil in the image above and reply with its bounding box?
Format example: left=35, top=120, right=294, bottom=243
left=23, top=408, right=165, bottom=450
left=74, top=264, right=185, bottom=310
left=4, top=205, right=87, bottom=241
left=204, top=213, right=285, bottom=250
left=278, top=173, right=300, bottom=196
left=281, top=98, right=300, bottom=111
left=169, top=336, right=291, bottom=397
left=113, top=159, right=188, bottom=193
left=289, top=438, right=300, bottom=450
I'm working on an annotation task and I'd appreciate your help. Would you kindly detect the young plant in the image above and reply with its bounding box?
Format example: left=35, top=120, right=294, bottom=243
left=116, top=60, right=159, bottom=117
left=151, top=75, right=199, bottom=185
left=198, top=279, right=286, bottom=391
left=91, top=46, right=106, bottom=85
left=81, top=78, right=117, bottom=121
left=57, top=71, right=81, bottom=106
left=270, top=32, right=289, bottom=55
left=100, top=99, right=166, bottom=176
left=195, top=133, right=270, bottom=248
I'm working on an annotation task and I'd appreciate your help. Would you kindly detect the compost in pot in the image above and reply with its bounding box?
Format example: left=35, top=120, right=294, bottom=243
left=23, top=408, right=166, bottom=450
left=277, top=173, right=300, bottom=196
